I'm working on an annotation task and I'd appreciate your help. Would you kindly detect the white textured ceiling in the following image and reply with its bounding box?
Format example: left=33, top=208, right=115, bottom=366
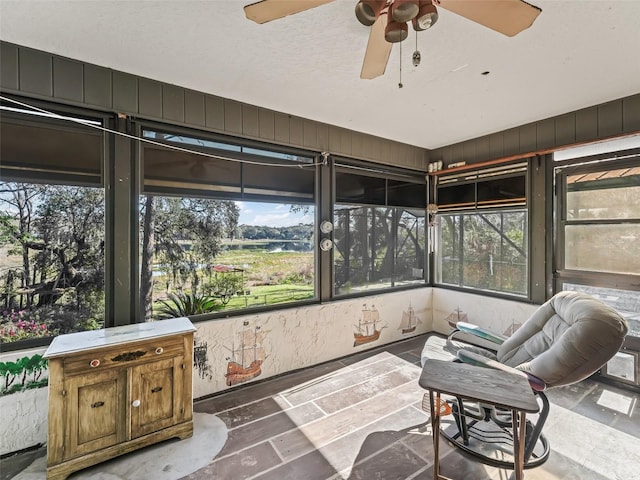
left=1, top=0, right=639, bottom=150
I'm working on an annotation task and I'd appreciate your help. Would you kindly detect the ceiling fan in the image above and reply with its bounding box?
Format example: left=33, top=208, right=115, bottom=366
left=243, top=0, right=542, bottom=79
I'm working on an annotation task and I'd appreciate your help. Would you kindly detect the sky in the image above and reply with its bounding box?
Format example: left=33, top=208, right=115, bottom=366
left=237, top=202, right=314, bottom=228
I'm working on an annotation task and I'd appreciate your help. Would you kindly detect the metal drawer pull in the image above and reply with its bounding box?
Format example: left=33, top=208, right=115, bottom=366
left=132, top=399, right=141, bottom=408
left=91, top=401, right=105, bottom=408
left=90, top=359, right=100, bottom=368
left=151, top=386, right=163, bottom=393
left=155, top=347, right=164, bottom=354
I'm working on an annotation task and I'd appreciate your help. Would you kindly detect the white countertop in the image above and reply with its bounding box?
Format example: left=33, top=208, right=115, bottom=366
left=44, top=317, right=196, bottom=358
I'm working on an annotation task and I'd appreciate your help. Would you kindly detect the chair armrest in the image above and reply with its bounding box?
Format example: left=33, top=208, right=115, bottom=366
left=455, top=321, right=508, bottom=345
left=457, top=349, right=547, bottom=392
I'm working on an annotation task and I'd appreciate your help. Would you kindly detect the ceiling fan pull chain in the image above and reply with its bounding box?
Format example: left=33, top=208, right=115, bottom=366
left=399, top=39, right=403, bottom=88
left=413, top=29, right=421, bottom=67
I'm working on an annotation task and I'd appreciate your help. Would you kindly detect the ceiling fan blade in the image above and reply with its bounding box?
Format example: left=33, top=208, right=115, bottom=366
left=244, top=0, right=335, bottom=24
left=437, top=0, right=542, bottom=37
left=360, top=14, right=393, bottom=80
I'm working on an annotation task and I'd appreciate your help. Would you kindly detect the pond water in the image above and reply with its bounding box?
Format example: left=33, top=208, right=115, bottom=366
left=225, top=241, right=313, bottom=252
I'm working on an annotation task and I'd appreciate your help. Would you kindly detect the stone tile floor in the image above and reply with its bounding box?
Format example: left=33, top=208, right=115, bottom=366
left=2, top=334, right=639, bottom=480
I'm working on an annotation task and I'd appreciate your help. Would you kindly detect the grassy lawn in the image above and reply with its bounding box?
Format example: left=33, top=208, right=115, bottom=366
left=220, top=284, right=314, bottom=310
left=150, top=242, right=314, bottom=315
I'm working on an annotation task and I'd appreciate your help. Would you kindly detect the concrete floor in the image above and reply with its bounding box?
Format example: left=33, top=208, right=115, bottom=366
left=2, top=334, right=639, bottom=480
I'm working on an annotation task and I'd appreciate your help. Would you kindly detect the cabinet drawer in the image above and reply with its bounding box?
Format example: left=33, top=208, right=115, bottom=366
left=63, top=336, right=185, bottom=375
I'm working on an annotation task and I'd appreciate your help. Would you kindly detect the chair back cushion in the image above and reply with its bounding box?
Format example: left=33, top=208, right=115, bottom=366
left=496, top=291, right=628, bottom=388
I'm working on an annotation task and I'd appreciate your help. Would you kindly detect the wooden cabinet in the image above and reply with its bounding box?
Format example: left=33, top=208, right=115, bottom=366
left=44, top=318, right=196, bottom=480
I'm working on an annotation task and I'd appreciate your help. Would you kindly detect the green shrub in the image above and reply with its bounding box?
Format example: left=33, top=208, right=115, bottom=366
left=155, top=291, right=222, bottom=319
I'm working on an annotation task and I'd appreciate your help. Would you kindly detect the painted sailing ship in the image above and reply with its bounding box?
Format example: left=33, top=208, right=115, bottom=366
left=399, top=305, right=422, bottom=334
left=225, top=324, right=268, bottom=387
left=445, top=307, right=468, bottom=328
left=354, top=304, right=385, bottom=347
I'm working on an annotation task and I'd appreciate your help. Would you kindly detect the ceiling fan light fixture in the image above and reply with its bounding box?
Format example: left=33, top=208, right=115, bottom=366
left=413, top=1, right=438, bottom=31
left=385, top=19, right=409, bottom=43
left=355, top=0, right=386, bottom=27
left=390, top=0, right=419, bottom=23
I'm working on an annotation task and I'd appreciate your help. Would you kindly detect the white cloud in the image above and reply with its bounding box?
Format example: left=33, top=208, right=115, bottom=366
left=236, top=201, right=253, bottom=215
left=252, top=212, right=294, bottom=227
left=238, top=202, right=313, bottom=227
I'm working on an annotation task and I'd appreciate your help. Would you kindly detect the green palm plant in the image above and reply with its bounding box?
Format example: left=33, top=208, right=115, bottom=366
left=155, top=291, right=221, bottom=319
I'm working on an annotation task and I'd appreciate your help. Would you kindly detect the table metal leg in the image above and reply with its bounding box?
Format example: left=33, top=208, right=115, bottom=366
left=511, top=410, right=527, bottom=480
left=429, top=391, right=453, bottom=480
left=429, top=391, right=439, bottom=480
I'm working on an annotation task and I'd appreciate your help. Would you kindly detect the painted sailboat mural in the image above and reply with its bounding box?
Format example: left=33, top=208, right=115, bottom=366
left=399, top=305, right=422, bottom=334
left=354, top=304, right=385, bottom=347
left=445, top=307, right=468, bottom=328
left=225, top=323, right=268, bottom=387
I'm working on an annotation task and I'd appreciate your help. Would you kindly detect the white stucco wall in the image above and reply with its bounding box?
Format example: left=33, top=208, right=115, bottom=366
left=191, top=288, right=434, bottom=399
left=0, top=386, right=48, bottom=455
left=0, top=288, right=546, bottom=456
left=432, top=289, right=540, bottom=336
left=0, top=288, right=434, bottom=455
left=0, top=347, right=48, bottom=455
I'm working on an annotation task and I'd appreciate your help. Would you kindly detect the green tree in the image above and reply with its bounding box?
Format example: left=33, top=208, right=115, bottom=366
left=1, top=183, right=105, bottom=336
left=334, top=206, right=417, bottom=287
left=139, top=195, right=239, bottom=320
left=32, top=185, right=105, bottom=307
left=0, top=360, right=22, bottom=392
left=0, top=183, right=42, bottom=309
left=140, top=195, right=155, bottom=320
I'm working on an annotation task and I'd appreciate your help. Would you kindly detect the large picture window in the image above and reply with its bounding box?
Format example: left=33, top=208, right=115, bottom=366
left=0, top=106, right=105, bottom=345
left=433, top=162, right=529, bottom=297
left=138, top=127, right=316, bottom=321
left=333, top=162, right=427, bottom=295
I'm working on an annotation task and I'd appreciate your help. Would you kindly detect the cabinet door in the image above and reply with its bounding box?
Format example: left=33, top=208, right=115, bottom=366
left=64, top=368, right=127, bottom=460
left=130, top=356, right=185, bottom=438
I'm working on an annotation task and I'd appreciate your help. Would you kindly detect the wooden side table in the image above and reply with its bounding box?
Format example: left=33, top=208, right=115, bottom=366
left=419, top=359, right=539, bottom=480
